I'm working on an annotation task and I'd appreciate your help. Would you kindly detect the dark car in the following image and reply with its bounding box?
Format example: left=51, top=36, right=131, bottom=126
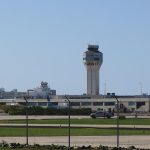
left=90, top=111, right=114, bottom=119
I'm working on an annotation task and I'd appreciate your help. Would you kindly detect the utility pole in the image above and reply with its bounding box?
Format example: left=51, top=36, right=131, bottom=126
left=24, top=96, right=29, bottom=145
left=65, top=95, right=71, bottom=149
left=107, top=93, right=119, bottom=148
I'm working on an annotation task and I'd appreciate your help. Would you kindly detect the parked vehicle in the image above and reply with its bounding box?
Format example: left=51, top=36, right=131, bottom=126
left=90, top=111, right=114, bottom=119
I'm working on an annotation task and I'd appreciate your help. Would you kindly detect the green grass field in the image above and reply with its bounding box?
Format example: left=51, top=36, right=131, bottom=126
left=0, top=118, right=149, bottom=136
left=0, top=118, right=150, bottom=125
left=0, top=127, right=149, bottom=136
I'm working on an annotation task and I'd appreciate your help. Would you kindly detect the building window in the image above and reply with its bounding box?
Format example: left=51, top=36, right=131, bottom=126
left=51, top=102, right=58, bottom=106
left=39, top=102, right=47, bottom=106
left=128, top=102, right=135, bottom=106
left=93, top=102, right=103, bottom=106
left=94, top=58, right=100, bottom=61
left=81, top=102, right=91, bottom=106
left=120, top=104, right=124, bottom=109
left=71, top=102, right=80, bottom=106
left=28, top=102, right=37, bottom=106
left=136, top=102, right=145, bottom=109
left=104, top=102, right=115, bottom=106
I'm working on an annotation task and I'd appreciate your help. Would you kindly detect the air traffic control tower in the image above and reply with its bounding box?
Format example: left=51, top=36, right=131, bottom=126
left=83, top=45, right=103, bottom=95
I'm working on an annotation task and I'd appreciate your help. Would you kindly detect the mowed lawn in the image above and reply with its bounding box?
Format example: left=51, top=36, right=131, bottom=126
left=0, top=118, right=150, bottom=136
left=0, top=127, right=150, bottom=136
left=0, top=118, right=150, bottom=125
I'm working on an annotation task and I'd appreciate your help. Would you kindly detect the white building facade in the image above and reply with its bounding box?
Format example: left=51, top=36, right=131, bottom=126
left=28, top=81, right=56, bottom=98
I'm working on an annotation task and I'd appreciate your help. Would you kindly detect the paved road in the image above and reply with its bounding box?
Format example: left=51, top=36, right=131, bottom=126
left=0, top=136, right=150, bottom=148
left=1, top=115, right=150, bottom=120
left=0, top=124, right=150, bottom=129
left=0, top=115, right=90, bottom=120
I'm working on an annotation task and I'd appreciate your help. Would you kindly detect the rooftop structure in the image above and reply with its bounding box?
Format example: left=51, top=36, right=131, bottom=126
left=28, top=81, right=56, bottom=98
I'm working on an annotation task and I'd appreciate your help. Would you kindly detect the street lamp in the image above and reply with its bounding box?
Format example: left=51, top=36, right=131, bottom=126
left=24, top=96, right=29, bottom=145
left=107, top=93, right=119, bottom=148
left=65, top=95, right=71, bottom=149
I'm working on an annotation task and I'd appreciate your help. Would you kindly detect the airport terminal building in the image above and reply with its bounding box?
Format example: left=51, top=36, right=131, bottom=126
left=2, top=94, right=150, bottom=113
left=0, top=45, right=150, bottom=113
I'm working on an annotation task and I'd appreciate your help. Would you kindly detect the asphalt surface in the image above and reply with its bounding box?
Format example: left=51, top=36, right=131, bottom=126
left=0, top=115, right=90, bottom=120
left=0, top=113, right=150, bottom=120
left=0, top=136, right=150, bottom=148
left=0, top=124, right=150, bottom=130
left=1, top=115, right=150, bottom=120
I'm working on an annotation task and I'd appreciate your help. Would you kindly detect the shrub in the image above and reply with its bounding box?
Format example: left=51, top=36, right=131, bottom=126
left=6, top=106, right=92, bottom=116
left=119, top=115, right=126, bottom=119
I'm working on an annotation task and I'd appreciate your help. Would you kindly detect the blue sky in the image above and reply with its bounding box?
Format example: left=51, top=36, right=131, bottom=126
left=0, top=0, right=150, bottom=95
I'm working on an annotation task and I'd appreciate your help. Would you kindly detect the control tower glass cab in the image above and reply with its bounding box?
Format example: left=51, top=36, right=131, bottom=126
left=83, top=45, right=103, bottom=95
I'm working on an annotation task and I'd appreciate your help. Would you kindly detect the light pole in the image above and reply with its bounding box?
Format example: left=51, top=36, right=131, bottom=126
left=107, top=93, right=119, bottom=148
left=24, top=96, right=29, bottom=145
left=65, top=95, right=71, bottom=149
left=25, top=89, right=34, bottom=145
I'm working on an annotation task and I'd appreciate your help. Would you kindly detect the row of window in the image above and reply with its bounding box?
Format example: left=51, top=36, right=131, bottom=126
left=70, top=102, right=115, bottom=106
left=27, top=101, right=146, bottom=107
left=28, top=102, right=58, bottom=106
left=71, top=102, right=146, bottom=107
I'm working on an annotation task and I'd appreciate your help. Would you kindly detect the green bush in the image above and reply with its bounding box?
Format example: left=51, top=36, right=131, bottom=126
left=7, top=106, right=91, bottom=116
left=6, top=106, right=24, bottom=115
left=0, top=143, right=148, bottom=150
left=119, top=115, right=126, bottom=119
